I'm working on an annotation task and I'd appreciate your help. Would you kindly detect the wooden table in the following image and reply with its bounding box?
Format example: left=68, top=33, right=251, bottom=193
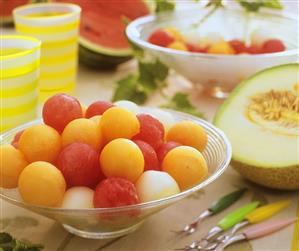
left=1, top=62, right=299, bottom=251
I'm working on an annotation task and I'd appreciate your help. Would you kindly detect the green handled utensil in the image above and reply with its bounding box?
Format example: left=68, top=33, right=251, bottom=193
left=174, top=188, right=247, bottom=235
left=177, top=201, right=260, bottom=250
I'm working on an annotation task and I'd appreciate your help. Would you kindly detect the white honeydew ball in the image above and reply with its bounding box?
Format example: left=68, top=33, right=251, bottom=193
left=135, top=171, right=180, bottom=203
left=149, top=108, right=176, bottom=129
left=114, top=100, right=140, bottom=114
left=62, top=186, right=94, bottom=209
left=204, top=32, right=224, bottom=44
left=182, top=29, right=201, bottom=45
left=250, top=28, right=276, bottom=47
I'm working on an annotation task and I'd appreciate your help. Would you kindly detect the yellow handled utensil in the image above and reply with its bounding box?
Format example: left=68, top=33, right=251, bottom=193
left=213, top=199, right=291, bottom=246
left=246, top=199, right=291, bottom=224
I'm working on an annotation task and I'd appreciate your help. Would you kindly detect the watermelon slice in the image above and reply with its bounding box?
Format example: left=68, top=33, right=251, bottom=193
left=54, top=0, right=150, bottom=68
left=0, top=0, right=32, bottom=26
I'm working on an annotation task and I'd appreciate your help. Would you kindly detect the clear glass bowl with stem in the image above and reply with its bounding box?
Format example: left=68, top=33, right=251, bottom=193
left=0, top=108, right=232, bottom=239
left=126, top=8, right=298, bottom=98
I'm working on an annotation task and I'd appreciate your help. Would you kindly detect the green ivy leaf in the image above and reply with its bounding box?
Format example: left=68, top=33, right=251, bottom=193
left=161, top=93, right=205, bottom=118
left=0, top=233, right=43, bottom=251
left=206, top=0, right=224, bottom=8
left=155, top=0, right=175, bottom=13
left=236, top=0, right=283, bottom=12
left=112, top=75, right=147, bottom=105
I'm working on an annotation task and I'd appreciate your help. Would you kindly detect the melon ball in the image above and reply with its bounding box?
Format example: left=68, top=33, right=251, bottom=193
left=19, top=124, right=61, bottom=163
left=42, top=93, right=83, bottom=133
left=62, top=118, right=102, bottom=150
left=207, top=41, right=235, bottom=55
left=156, top=141, right=182, bottom=162
left=133, top=140, right=160, bottom=171
left=18, top=161, right=66, bottom=207
left=57, top=142, right=104, bottom=188
left=0, top=145, right=28, bottom=188
left=93, top=177, right=139, bottom=208
left=135, top=171, right=180, bottom=203
left=100, top=138, right=144, bottom=182
left=85, top=100, right=114, bottom=118
left=162, top=146, right=208, bottom=190
left=168, top=41, right=188, bottom=51
left=166, top=121, right=208, bottom=152
left=114, top=100, right=140, bottom=114
left=149, top=109, right=176, bottom=130
left=101, top=107, right=140, bottom=142
left=62, top=186, right=94, bottom=209
left=90, top=115, right=102, bottom=126
left=133, top=114, right=165, bottom=150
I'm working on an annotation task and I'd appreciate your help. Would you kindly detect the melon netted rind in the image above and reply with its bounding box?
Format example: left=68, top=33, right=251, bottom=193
left=232, top=160, right=299, bottom=190
left=79, top=45, right=132, bottom=69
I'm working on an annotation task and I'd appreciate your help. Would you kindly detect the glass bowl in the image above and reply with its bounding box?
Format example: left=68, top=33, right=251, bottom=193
left=126, top=8, right=298, bottom=98
left=0, top=108, right=232, bottom=239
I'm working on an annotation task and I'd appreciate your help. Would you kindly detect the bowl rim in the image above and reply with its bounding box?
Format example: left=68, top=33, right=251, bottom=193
left=0, top=108, right=232, bottom=213
left=126, top=7, right=298, bottom=59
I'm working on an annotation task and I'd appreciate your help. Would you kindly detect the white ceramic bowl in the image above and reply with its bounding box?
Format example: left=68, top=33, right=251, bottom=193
left=126, top=8, right=298, bottom=98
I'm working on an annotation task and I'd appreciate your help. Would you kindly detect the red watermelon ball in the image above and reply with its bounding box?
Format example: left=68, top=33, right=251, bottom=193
left=229, top=39, right=246, bottom=54
left=93, top=177, right=139, bottom=208
left=133, top=140, right=160, bottom=171
left=148, top=29, right=175, bottom=47
left=85, top=101, right=114, bottom=118
left=157, top=141, right=182, bottom=162
left=133, top=114, right=165, bottom=150
left=262, top=39, right=285, bottom=53
left=57, top=142, right=104, bottom=188
left=42, top=93, right=83, bottom=133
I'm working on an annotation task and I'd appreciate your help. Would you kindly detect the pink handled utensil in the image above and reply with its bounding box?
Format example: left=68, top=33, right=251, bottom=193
left=214, top=218, right=298, bottom=251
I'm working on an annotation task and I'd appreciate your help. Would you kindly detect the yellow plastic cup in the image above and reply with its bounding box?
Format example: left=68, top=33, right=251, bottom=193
left=0, top=35, right=41, bottom=132
left=13, top=3, right=81, bottom=101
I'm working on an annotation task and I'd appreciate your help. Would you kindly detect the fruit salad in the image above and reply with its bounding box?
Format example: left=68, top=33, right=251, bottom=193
left=0, top=94, right=209, bottom=209
left=148, top=27, right=286, bottom=55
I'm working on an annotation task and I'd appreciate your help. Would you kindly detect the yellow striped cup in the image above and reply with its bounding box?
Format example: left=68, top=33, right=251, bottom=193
left=0, top=35, right=41, bottom=132
left=13, top=3, right=81, bottom=101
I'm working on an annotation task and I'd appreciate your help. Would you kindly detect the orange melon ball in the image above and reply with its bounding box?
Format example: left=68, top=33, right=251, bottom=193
left=161, top=146, right=208, bottom=190
left=62, top=118, right=102, bottom=149
left=207, top=41, right=235, bottom=55
left=166, top=121, right=208, bottom=152
left=100, top=138, right=144, bottom=182
left=0, top=145, right=28, bottom=188
left=18, top=161, right=66, bottom=207
left=19, top=124, right=61, bottom=163
left=100, top=107, right=140, bottom=142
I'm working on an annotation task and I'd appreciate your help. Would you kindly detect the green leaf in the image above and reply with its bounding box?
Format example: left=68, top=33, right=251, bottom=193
left=0, top=233, right=43, bottom=251
left=155, top=0, right=175, bottom=13
left=138, top=59, right=169, bottom=92
left=161, top=93, right=205, bottom=118
left=112, top=75, right=147, bottom=105
left=262, top=0, right=283, bottom=9
left=236, top=0, right=283, bottom=12
left=206, top=0, right=224, bottom=8
left=0, top=233, right=12, bottom=244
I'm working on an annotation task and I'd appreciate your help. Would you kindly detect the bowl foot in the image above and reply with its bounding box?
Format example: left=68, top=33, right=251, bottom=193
left=62, top=221, right=144, bottom=239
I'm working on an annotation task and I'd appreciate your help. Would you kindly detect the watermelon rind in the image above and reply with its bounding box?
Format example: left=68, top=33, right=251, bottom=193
left=79, top=45, right=132, bottom=69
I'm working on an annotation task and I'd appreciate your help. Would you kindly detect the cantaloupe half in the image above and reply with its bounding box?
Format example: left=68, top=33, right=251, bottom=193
left=214, top=64, right=299, bottom=190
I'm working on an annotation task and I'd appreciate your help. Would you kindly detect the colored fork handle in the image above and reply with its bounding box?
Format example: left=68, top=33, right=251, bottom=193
left=244, top=218, right=298, bottom=240
left=217, top=201, right=260, bottom=230
left=209, top=188, right=247, bottom=214
left=246, top=199, right=291, bottom=224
